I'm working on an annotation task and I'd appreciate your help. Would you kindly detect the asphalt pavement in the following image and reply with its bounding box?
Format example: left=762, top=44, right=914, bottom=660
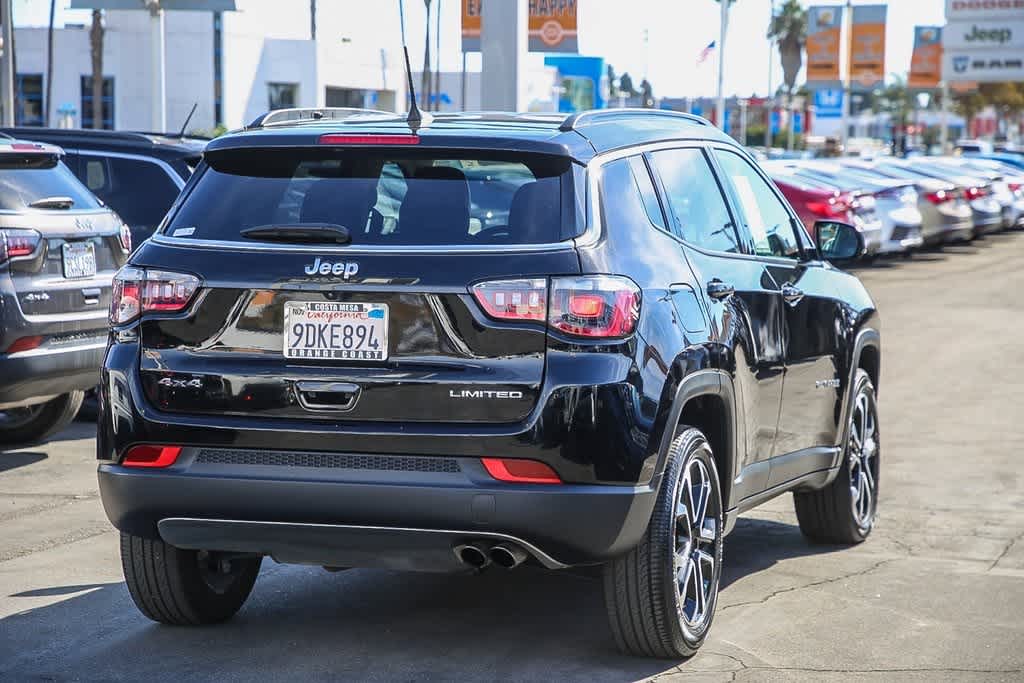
left=2, top=231, right=1023, bottom=682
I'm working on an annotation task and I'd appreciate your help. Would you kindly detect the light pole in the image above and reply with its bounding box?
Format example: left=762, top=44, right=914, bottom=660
left=0, top=0, right=14, bottom=126
left=716, top=0, right=730, bottom=130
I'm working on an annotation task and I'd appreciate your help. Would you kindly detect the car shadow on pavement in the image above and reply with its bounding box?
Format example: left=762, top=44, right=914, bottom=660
left=721, top=517, right=847, bottom=591
left=0, top=518, right=846, bottom=682
left=0, top=451, right=47, bottom=472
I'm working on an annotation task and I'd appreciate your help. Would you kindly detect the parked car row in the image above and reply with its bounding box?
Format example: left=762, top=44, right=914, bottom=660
left=0, top=129, right=204, bottom=443
left=763, top=155, right=1024, bottom=260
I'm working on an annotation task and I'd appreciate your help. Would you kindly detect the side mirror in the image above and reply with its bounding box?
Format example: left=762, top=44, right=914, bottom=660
left=814, top=220, right=864, bottom=264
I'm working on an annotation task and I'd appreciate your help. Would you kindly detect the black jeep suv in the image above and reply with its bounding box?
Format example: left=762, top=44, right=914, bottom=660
left=98, top=109, right=881, bottom=658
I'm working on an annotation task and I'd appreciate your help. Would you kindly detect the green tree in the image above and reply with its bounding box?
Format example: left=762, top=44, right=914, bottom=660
left=767, top=0, right=806, bottom=102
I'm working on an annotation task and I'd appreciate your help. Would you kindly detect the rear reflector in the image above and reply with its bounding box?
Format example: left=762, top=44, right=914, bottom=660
left=5, top=336, right=44, bottom=354
left=482, top=458, right=562, bottom=484
left=121, top=445, right=183, bottom=468
left=318, top=133, right=420, bottom=145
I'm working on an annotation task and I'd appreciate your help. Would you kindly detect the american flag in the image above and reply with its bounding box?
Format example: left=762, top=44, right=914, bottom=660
left=696, top=40, right=716, bottom=66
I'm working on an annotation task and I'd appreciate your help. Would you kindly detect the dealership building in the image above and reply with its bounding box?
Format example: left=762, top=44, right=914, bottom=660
left=12, top=1, right=414, bottom=132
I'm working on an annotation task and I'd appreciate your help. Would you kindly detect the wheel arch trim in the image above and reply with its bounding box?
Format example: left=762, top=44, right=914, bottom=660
left=653, top=369, right=739, bottom=511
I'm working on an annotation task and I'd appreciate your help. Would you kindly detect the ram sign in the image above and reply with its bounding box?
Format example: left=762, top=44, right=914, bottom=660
left=943, top=0, right=1024, bottom=81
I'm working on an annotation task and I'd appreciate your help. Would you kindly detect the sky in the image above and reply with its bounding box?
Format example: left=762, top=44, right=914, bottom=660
left=15, top=0, right=948, bottom=99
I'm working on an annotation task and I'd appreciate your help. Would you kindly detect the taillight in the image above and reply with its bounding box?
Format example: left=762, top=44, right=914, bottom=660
left=925, top=190, right=953, bottom=204
left=0, top=229, right=42, bottom=262
left=121, top=444, right=182, bottom=468
left=549, top=276, right=640, bottom=338
left=110, top=266, right=200, bottom=324
left=470, top=278, right=547, bottom=322
left=965, top=186, right=988, bottom=200
left=1008, top=182, right=1022, bottom=193
left=806, top=199, right=848, bottom=218
left=470, top=275, right=641, bottom=339
left=118, top=223, right=132, bottom=253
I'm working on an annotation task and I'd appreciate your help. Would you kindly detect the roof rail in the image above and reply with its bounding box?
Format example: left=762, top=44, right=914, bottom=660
left=559, top=108, right=709, bottom=132
left=248, top=107, right=395, bottom=129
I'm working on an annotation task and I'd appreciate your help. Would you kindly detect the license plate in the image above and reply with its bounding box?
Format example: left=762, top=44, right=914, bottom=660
left=283, top=301, right=388, bottom=361
left=62, top=242, right=96, bottom=279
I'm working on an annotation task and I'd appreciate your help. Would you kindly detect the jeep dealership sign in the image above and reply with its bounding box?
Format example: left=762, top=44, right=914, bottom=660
left=943, top=0, right=1024, bottom=81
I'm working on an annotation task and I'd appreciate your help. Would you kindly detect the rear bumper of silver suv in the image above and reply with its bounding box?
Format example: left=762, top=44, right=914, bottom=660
left=0, top=338, right=105, bottom=409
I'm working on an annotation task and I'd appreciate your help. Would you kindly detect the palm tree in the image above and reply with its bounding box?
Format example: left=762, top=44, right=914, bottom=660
left=767, top=0, right=806, bottom=102
left=421, top=0, right=432, bottom=112
left=45, top=0, right=56, bottom=126
left=89, top=9, right=104, bottom=129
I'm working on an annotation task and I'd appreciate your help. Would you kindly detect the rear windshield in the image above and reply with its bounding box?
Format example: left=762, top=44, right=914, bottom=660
left=0, top=154, right=101, bottom=211
left=166, top=149, right=581, bottom=245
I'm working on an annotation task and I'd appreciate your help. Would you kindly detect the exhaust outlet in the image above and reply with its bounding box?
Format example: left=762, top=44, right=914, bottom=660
left=490, top=543, right=528, bottom=569
left=454, top=543, right=490, bottom=569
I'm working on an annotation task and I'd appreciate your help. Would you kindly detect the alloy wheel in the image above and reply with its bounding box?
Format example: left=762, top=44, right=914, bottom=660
left=674, top=456, right=720, bottom=630
left=847, top=389, right=879, bottom=530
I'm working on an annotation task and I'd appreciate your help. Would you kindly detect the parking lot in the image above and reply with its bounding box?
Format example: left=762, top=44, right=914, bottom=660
left=1, top=231, right=1023, bottom=682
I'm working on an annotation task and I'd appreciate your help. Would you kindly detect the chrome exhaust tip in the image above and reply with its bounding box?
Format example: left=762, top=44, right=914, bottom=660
left=490, top=543, right=528, bottom=569
left=454, top=543, right=490, bottom=569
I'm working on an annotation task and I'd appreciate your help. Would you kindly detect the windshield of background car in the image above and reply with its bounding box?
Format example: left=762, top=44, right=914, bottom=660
left=166, top=149, right=581, bottom=245
left=0, top=154, right=102, bottom=211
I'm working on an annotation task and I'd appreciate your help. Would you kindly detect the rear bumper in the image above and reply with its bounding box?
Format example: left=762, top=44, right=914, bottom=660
left=98, top=453, right=658, bottom=568
left=0, top=342, right=104, bottom=408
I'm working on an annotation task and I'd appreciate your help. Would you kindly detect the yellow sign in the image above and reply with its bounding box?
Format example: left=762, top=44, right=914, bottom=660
left=850, top=5, right=886, bottom=89
left=807, top=6, right=843, bottom=83
left=908, top=26, right=943, bottom=89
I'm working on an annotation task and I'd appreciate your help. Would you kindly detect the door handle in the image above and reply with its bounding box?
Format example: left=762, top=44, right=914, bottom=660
left=706, top=279, right=735, bottom=301
left=294, top=381, right=361, bottom=412
left=782, top=284, right=805, bottom=306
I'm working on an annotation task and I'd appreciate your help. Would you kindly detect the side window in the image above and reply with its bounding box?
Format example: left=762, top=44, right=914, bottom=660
left=648, top=148, right=740, bottom=254
left=599, top=158, right=662, bottom=235
left=627, top=156, right=666, bottom=230
left=714, top=150, right=801, bottom=259
left=89, top=155, right=182, bottom=229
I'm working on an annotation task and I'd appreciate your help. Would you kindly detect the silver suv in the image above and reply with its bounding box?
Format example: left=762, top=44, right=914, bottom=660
left=0, top=138, right=128, bottom=444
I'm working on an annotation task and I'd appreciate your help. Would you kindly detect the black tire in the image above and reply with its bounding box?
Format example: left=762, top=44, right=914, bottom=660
left=603, top=427, right=724, bottom=658
left=0, top=391, right=85, bottom=445
left=794, top=369, right=880, bottom=544
left=120, top=532, right=262, bottom=625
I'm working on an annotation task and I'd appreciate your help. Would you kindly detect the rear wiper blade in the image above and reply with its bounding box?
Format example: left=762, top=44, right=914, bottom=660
left=240, top=223, right=351, bottom=245
left=29, top=196, right=75, bottom=210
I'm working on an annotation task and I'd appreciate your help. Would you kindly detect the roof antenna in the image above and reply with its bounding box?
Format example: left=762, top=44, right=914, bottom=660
left=398, top=0, right=431, bottom=131
left=178, top=102, right=198, bottom=137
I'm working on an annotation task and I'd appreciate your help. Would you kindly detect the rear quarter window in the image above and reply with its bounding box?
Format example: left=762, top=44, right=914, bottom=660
left=165, top=149, right=581, bottom=246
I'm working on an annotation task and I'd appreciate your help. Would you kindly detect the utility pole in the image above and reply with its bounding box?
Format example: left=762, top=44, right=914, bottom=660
left=765, top=0, right=774, bottom=148
left=146, top=0, right=166, bottom=132
left=715, top=0, right=729, bottom=130
left=0, top=0, right=14, bottom=126
left=839, top=0, right=852, bottom=154
left=939, top=80, right=950, bottom=153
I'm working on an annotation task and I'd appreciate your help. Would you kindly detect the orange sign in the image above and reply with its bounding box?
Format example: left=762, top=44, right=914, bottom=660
left=806, top=6, right=843, bottom=83
left=461, top=0, right=578, bottom=53
left=908, top=26, right=943, bottom=89
left=849, top=5, right=886, bottom=90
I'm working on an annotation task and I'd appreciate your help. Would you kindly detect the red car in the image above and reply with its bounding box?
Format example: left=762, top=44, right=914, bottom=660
left=766, top=172, right=857, bottom=236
